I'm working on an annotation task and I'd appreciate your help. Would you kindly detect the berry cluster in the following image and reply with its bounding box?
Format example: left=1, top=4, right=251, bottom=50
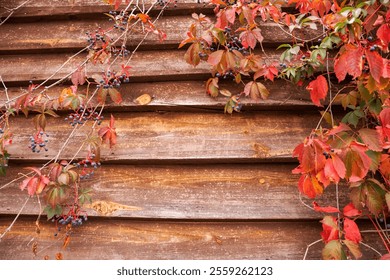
left=96, top=69, right=131, bottom=90
left=74, top=153, right=101, bottom=180
left=64, top=106, right=104, bottom=126
left=57, top=215, right=87, bottom=227
left=28, top=131, right=49, bottom=153
left=86, top=28, right=111, bottom=49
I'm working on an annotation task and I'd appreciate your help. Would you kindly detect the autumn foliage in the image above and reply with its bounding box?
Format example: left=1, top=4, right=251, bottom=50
left=180, top=0, right=390, bottom=259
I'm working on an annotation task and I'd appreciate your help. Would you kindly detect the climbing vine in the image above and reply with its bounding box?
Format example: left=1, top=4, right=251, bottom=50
left=0, top=0, right=172, bottom=256
left=180, top=0, right=390, bottom=259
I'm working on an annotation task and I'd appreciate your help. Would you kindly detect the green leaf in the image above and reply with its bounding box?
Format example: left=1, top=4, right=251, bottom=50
left=44, top=204, right=62, bottom=220
left=350, top=179, right=386, bottom=215
left=0, top=166, right=6, bottom=176
left=45, top=184, right=67, bottom=208
left=322, top=240, right=346, bottom=260
left=365, top=150, right=381, bottom=172
left=78, top=188, right=92, bottom=205
left=343, top=240, right=362, bottom=259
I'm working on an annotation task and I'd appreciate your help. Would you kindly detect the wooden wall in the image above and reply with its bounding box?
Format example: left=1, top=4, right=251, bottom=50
left=0, top=0, right=385, bottom=259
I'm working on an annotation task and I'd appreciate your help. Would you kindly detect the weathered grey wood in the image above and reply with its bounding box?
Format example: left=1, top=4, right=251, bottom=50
left=0, top=17, right=319, bottom=52
left=6, top=111, right=321, bottom=162
left=0, top=164, right=350, bottom=219
left=0, top=216, right=385, bottom=260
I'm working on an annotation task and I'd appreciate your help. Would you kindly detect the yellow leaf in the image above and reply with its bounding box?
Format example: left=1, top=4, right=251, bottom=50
left=135, top=94, right=152, bottom=105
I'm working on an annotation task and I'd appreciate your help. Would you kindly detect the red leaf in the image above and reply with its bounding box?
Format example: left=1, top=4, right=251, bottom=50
left=321, top=216, right=339, bottom=243
left=343, top=142, right=371, bottom=182
left=343, top=203, right=362, bottom=218
left=344, top=218, right=362, bottom=243
left=306, top=75, right=328, bottom=107
left=358, top=128, right=383, bottom=151
left=71, top=66, right=85, bottom=86
left=207, top=50, right=224, bottom=66
left=293, top=138, right=328, bottom=174
left=225, top=7, right=236, bottom=24
left=254, top=65, right=278, bottom=81
left=366, top=50, right=384, bottom=83
left=239, top=28, right=263, bottom=49
left=121, top=64, right=131, bottom=77
left=313, top=202, right=339, bottom=213
left=98, top=114, right=117, bottom=148
left=108, top=88, right=123, bottom=104
left=377, top=24, right=390, bottom=46
left=334, top=44, right=363, bottom=82
left=298, top=174, right=324, bottom=198
left=380, top=253, right=390, bottom=260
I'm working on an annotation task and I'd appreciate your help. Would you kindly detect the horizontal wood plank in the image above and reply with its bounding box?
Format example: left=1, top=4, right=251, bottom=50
left=2, top=80, right=317, bottom=111
left=0, top=164, right=350, bottom=219
left=0, top=17, right=319, bottom=53
left=1, top=0, right=212, bottom=19
left=0, top=50, right=285, bottom=85
left=0, top=216, right=385, bottom=260
left=6, top=111, right=321, bottom=163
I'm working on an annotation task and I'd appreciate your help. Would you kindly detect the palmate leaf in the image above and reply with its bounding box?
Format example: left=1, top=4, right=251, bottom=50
left=334, top=44, right=363, bottom=82
left=350, top=179, right=386, bottom=215
left=44, top=204, right=62, bottom=220
left=322, top=240, right=346, bottom=260
left=343, top=218, right=362, bottom=243
left=306, top=75, right=328, bottom=107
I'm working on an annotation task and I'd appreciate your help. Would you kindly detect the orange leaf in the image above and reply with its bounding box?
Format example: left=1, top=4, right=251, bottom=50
left=298, top=174, right=324, bottom=198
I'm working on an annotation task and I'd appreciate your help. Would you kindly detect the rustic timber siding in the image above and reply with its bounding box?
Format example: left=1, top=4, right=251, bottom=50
left=0, top=0, right=385, bottom=260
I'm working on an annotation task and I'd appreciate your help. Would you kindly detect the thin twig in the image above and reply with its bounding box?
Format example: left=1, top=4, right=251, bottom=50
left=303, top=239, right=322, bottom=260
left=0, top=76, right=10, bottom=104
left=299, top=192, right=315, bottom=211
left=0, top=0, right=31, bottom=27
left=0, top=197, right=30, bottom=241
left=360, top=241, right=383, bottom=257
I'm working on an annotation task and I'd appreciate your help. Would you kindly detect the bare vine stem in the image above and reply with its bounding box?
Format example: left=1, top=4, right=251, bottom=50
left=0, top=0, right=31, bottom=27
left=303, top=239, right=322, bottom=260
left=0, top=197, right=30, bottom=241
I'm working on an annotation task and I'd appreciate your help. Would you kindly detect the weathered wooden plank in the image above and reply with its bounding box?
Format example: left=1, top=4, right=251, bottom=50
left=0, top=50, right=284, bottom=85
left=0, top=164, right=350, bottom=219
left=0, top=17, right=318, bottom=52
left=6, top=111, right=320, bottom=162
left=1, top=0, right=211, bottom=19
left=2, top=80, right=317, bottom=111
left=0, top=216, right=385, bottom=260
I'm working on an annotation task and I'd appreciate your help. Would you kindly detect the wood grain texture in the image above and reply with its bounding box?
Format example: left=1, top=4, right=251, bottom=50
left=1, top=0, right=211, bottom=19
left=0, top=217, right=385, bottom=260
left=0, top=164, right=350, bottom=219
left=0, top=50, right=285, bottom=85
left=6, top=111, right=321, bottom=162
left=2, top=80, right=317, bottom=111
left=0, top=17, right=319, bottom=53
